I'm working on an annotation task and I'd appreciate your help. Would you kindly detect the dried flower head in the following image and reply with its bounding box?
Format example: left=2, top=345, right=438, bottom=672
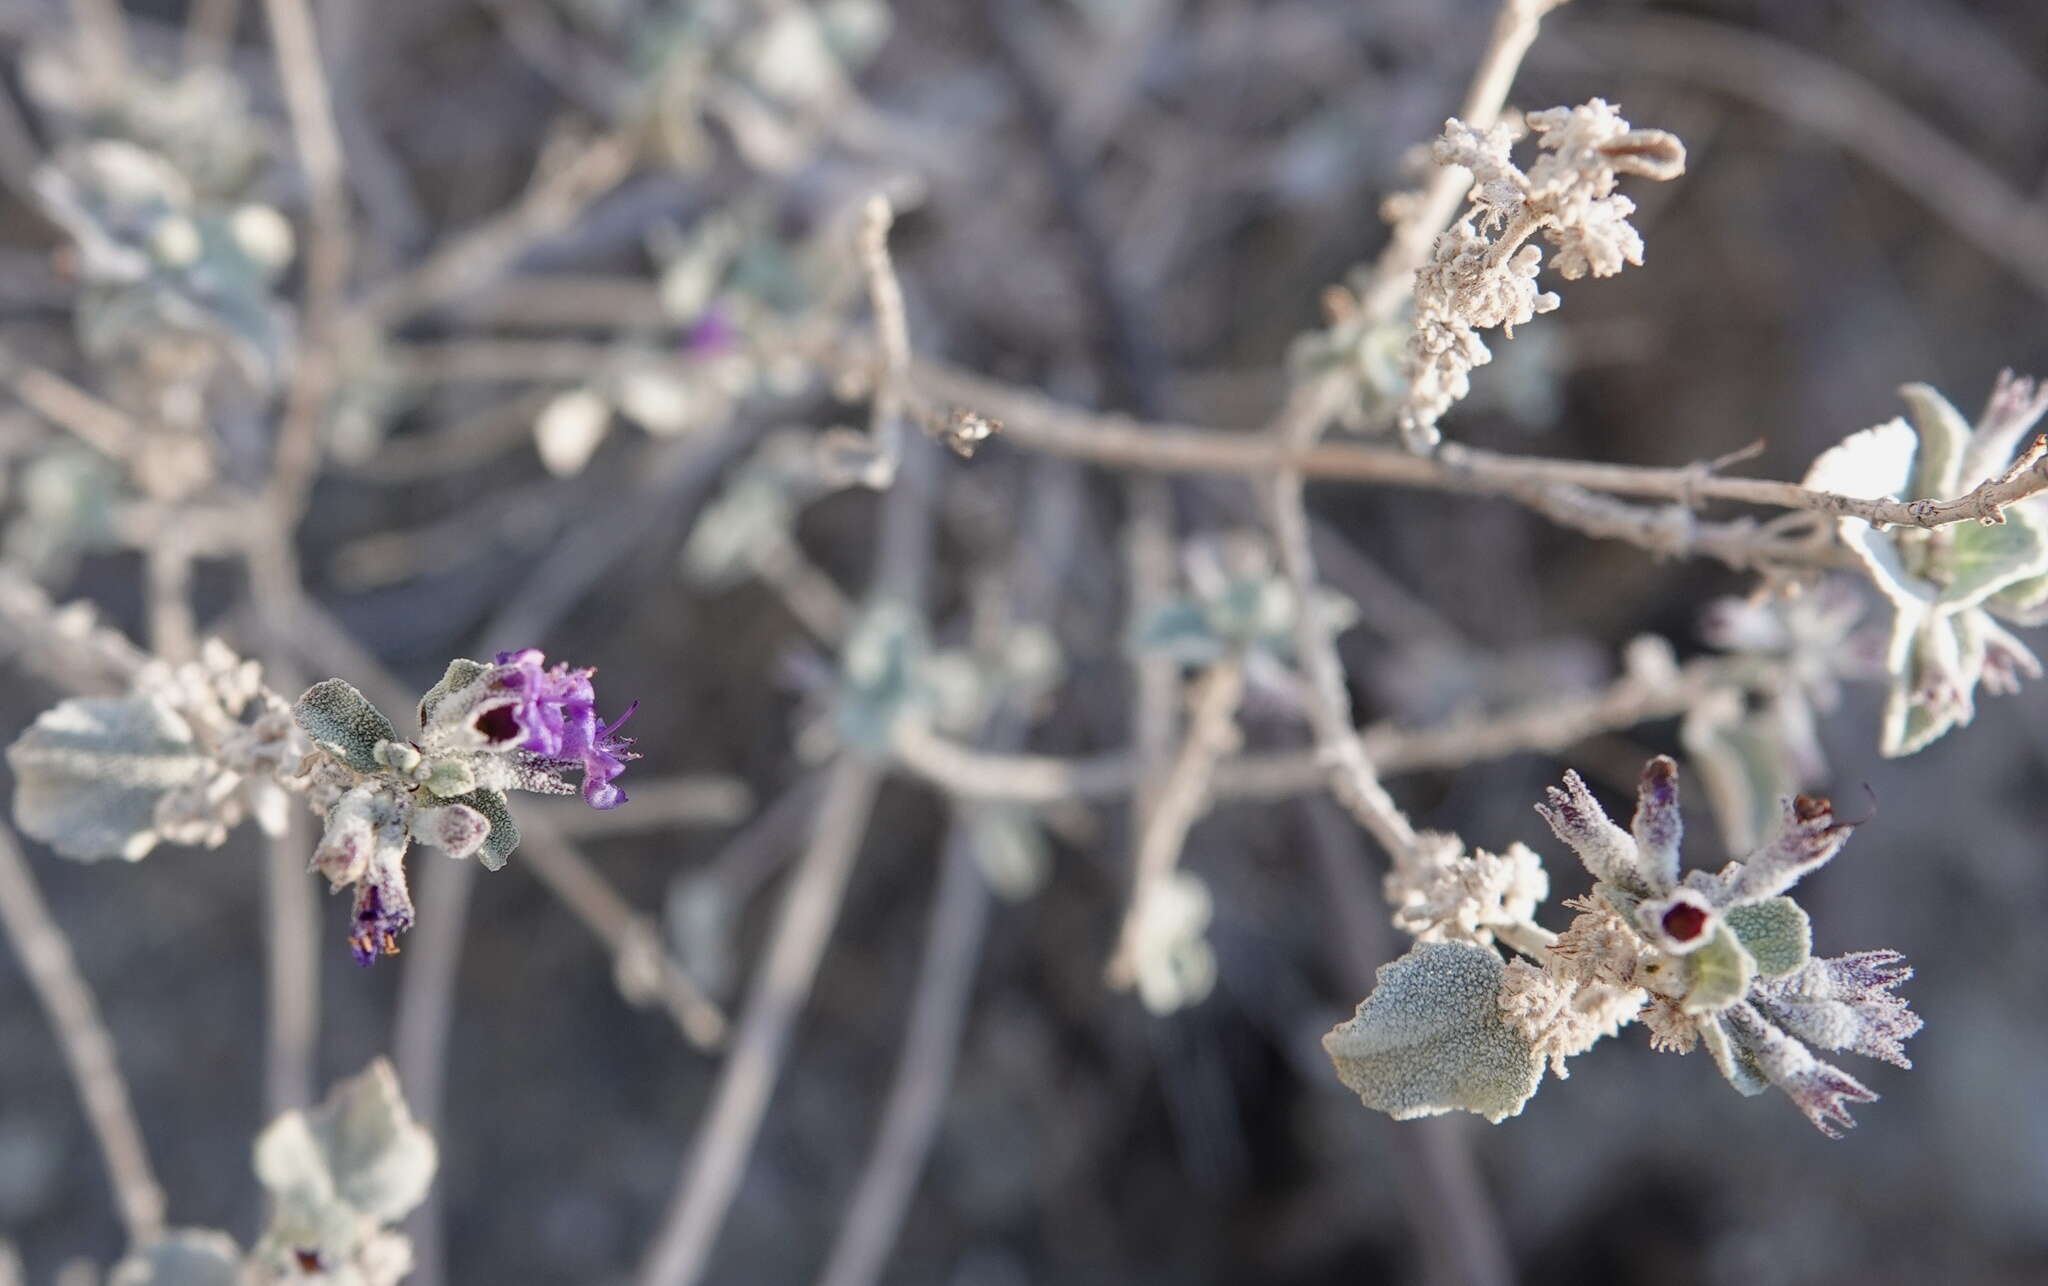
left=1397, top=99, right=1684, bottom=449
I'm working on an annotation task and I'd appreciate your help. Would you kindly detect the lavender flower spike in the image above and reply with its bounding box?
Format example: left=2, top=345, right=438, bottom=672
left=486, top=649, right=638, bottom=809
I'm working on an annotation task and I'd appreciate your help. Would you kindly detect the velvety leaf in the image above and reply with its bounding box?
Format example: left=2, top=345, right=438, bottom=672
left=415, top=659, right=490, bottom=729
left=1939, top=505, right=2048, bottom=610
left=256, top=1058, right=437, bottom=1229
left=7, top=696, right=210, bottom=861
left=294, top=679, right=398, bottom=773
left=1322, top=942, right=1542, bottom=1124
left=1681, top=924, right=1755, bottom=1015
left=1700, top=1014, right=1769, bottom=1097
left=1899, top=382, right=1969, bottom=501
left=107, top=1229, right=242, bottom=1286
left=1725, top=897, right=1811, bottom=978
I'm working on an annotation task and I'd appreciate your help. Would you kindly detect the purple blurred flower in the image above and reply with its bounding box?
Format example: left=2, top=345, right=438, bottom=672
left=683, top=308, right=736, bottom=356
left=349, top=864, right=414, bottom=967
left=487, top=649, right=638, bottom=809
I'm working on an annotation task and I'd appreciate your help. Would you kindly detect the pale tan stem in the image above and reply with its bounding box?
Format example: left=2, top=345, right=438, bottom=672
left=1354, top=0, right=1568, bottom=324
left=0, top=824, right=165, bottom=1248
left=1105, top=659, right=1246, bottom=990
left=354, top=131, right=641, bottom=329
left=636, top=756, right=884, bottom=1286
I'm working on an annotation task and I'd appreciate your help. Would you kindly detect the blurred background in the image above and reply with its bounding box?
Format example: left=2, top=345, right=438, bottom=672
left=1, top=0, right=2047, bottom=1283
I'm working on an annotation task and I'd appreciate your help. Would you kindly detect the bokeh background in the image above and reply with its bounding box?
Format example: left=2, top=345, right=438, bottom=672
left=2, top=0, right=2047, bottom=1283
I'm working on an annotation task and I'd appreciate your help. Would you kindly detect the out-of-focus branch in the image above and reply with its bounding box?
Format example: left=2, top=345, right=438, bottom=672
left=516, top=813, right=730, bottom=1048
left=1104, top=659, right=1244, bottom=990
left=353, top=130, right=641, bottom=330
left=260, top=0, right=354, bottom=525
left=893, top=643, right=1767, bottom=802
left=636, top=755, right=884, bottom=1286
left=0, top=823, right=165, bottom=1248
left=1353, top=0, right=1569, bottom=324
left=1564, top=12, right=2048, bottom=307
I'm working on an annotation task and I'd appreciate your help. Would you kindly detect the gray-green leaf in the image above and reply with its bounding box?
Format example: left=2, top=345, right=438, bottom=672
left=1323, top=941, right=1543, bottom=1124
left=1725, top=897, right=1811, bottom=979
left=294, top=679, right=399, bottom=773
left=107, top=1229, right=242, bottom=1286
left=7, top=696, right=211, bottom=861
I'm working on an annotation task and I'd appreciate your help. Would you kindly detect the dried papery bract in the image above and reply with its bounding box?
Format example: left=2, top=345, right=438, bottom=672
left=1398, top=100, right=1685, bottom=450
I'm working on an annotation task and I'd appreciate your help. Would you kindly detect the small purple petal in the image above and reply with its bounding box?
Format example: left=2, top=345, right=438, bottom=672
left=1534, top=770, right=1644, bottom=891
left=488, top=649, right=637, bottom=809
left=1630, top=756, right=1683, bottom=892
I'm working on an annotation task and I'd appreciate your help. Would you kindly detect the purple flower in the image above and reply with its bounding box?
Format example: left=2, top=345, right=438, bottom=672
left=683, top=308, right=736, bottom=356
left=348, top=861, right=415, bottom=967
left=486, top=649, right=638, bottom=810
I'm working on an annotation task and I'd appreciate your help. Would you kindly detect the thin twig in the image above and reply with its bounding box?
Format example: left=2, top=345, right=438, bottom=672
left=182, top=0, right=242, bottom=68
left=1298, top=798, right=1515, bottom=1286
left=263, top=809, right=319, bottom=1113
left=908, top=358, right=2048, bottom=534
left=1353, top=0, right=1567, bottom=325
left=66, top=0, right=133, bottom=80
left=516, top=813, right=730, bottom=1048
left=636, top=755, right=885, bottom=1286
left=0, top=351, right=140, bottom=460
left=529, top=775, right=756, bottom=838
left=259, top=0, right=354, bottom=526
left=821, top=457, right=1083, bottom=1286
left=352, top=130, right=641, bottom=330
left=1105, top=659, right=1245, bottom=990
left=0, top=823, right=165, bottom=1248
left=891, top=652, right=1764, bottom=805
left=815, top=821, right=987, bottom=1286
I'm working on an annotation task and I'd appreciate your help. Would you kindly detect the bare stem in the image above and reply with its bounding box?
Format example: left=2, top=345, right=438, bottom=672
left=815, top=821, right=989, bottom=1286
left=1105, top=659, right=1246, bottom=989
left=0, top=823, right=165, bottom=1247
left=516, top=814, right=729, bottom=1048
left=263, top=805, right=320, bottom=1115
left=636, top=755, right=885, bottom=1286
left=892, top=650, right=1765, bottom=803
left=260, top=0, right=354, bottom=526
left=1354, top=0, right=1567, bottom=324
left=353, top=130, right=641, bottom=330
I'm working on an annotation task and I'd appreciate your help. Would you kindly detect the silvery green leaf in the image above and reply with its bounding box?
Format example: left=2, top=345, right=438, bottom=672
left=1990, top=568, right=2048, bottom=625
left=1699, top=1013, right=1769, bottom=1097
left=415, top=659, right=489, bottom=728
left=7, top=696, right=210, bottom=861
left=1680, top=924, right=1755, bottom=1016
left=1680, top=693, right=1798, bottom=857
left=1898, top=382, right=1969, bottom=501
left=1937, top=504, right=2048, bottom=610
left=1725, top=897, right=1811, bottom=979
left=968, top=805, right=1051, bottom=901
left=1804, top=419, right=1932, bottom=610
left=256, top=1058, right=436, bottom=1229
left=680, top=482, right=793, bottom=587
left=1131, top=599, right=1223, bottom=663
left=1322, top=941, right=1543, bottom=1124
left=295, top=680, right=399, bottom=773
left=1880, top=611, right=1979, bottom=757
left=836, top=600, right=926, bottom=751
left=107, top=1228, right=242, bottom=1286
